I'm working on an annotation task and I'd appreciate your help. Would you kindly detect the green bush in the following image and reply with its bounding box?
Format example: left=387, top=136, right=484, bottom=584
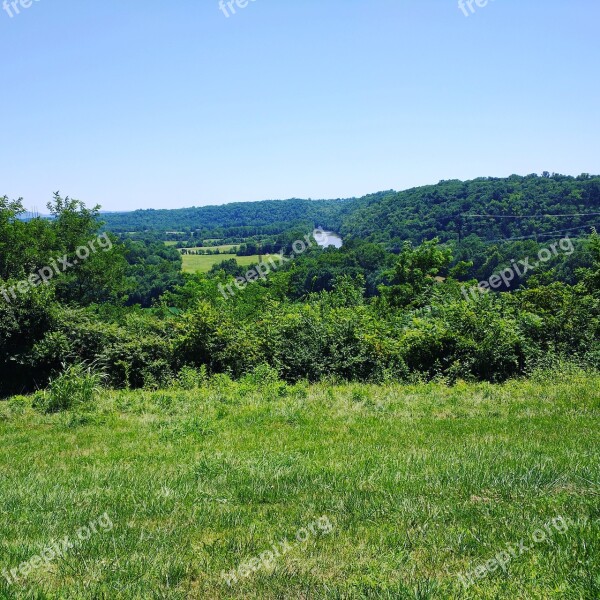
left=239, top=364, right=288, bottom=399
left=0, top=283, right=56, bottom=397
left=175, top=365, right=208, bottom=390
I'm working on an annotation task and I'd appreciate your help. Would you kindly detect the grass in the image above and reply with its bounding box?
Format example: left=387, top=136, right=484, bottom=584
left=181, top=254, right=261, bottom=274
left=0, top=372, right=599, bottom=598
left=32, top=363, right=104, bottom=414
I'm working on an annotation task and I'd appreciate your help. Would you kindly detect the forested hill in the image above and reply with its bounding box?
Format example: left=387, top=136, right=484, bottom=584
left=340, top=173, right=600, bottom=244
left=100, top=196, right=378, bottom=235
left=102, top=174, right=600, bottom=243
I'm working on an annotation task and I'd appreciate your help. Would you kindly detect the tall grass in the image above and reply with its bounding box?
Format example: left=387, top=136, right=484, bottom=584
left=33, top=363, right=104, bottom=414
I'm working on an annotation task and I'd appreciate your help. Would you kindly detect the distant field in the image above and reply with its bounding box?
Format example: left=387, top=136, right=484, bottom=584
left=180, top=244, right=239, bottom=253
left=0, top=372, right=598, bottom=598
left=182, top=253, right=260, bottom=274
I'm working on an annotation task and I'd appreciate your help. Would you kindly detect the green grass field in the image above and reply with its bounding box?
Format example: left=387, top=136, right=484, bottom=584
left=181, top=253, right=260, bottom=274
left=1, top=372, right=599, bottom=598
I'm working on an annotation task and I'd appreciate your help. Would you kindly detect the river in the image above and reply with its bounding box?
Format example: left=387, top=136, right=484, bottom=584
left=314, top=229, right=343, bottom=249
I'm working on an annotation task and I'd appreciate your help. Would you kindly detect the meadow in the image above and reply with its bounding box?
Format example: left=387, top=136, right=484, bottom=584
left=0, top=369, right=598, bottom=599
left=181, top=253, right=261, bottom=274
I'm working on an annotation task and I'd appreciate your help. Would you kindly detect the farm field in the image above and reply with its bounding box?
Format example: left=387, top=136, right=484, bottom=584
left=1, top=371, right=598, bottom=599
left=181, top=253, right=260, bottom=274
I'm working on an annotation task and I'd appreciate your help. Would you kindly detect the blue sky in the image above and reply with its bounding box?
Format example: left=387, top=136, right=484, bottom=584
left=1, top=0, right=598, bottom=212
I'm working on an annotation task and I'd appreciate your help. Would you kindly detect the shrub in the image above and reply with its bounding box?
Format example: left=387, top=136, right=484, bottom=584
left=0, top=283, right=56, bottom=397
left=239, top=364, right=288, bottom=399
left=175, top=365, right=208, bottom=390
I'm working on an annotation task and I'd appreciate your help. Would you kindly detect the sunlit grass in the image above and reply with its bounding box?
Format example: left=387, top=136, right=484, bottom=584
left=181, top=253, right=261, bottom=274
left=0, top=372, right=598, bottom=598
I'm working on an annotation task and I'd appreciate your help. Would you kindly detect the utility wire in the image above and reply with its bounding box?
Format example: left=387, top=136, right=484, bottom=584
left=484, top=224, right=597, bottom=243
left=464, top=212, right=600, bottom=219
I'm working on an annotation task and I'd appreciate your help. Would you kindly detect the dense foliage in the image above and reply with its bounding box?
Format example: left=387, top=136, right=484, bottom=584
left=101, top=196, right=369, bottom=238
left=101, top=174, right=600, bottom=246
left=1, top=176, right=598, bottom=396
left=341, top=173, right=600, bottom=243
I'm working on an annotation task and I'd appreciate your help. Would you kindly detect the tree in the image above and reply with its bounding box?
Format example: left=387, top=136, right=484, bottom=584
left=378, top=239, right=452, bottom=309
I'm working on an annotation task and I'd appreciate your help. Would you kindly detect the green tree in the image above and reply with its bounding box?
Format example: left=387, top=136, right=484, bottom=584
left=378, top=239, right=452, bottom=309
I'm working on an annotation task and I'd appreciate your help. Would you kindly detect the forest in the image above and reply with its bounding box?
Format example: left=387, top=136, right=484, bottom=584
left=1, top=174, right=598, bottom=398
left=102, top=173, right=599, bottom=242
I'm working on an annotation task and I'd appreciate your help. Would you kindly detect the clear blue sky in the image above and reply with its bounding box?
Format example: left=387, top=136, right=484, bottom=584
left=1, top=0, right=598, bottom=212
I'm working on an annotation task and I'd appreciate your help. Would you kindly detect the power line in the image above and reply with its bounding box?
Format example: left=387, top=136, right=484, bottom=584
left=464, top=212, right=600, bottom=219
left=485, top=224, right=597, bottom=243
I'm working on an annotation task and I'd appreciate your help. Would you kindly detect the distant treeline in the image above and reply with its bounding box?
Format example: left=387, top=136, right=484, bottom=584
left=341, top=173, right=600, bottom=244
left=101, top=197, right=367, bottom=238
left=101, top=174, right=600, bottom=246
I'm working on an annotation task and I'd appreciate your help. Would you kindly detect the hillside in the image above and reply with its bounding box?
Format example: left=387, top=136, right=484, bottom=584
left=341, top=174, right=600, bottom=244
left=100, top=196, right=369, bottom=236
left=101, top=174, right=600, bottom=245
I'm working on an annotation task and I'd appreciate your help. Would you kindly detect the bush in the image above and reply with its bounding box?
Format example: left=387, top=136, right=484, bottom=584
left=34, top=363, right=103, bottom=414
left=0, top=283, right=56, bottom=397
left=239, top=364, right=288, bottom=399
left=30, top=307, right=178, bottom=390
left=175, top=365, right=208, bottom=390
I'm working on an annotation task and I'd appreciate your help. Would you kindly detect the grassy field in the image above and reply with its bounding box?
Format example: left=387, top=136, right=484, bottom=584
left=0, top=371, right=599, bottom=598
left=181, top=253, right=260, bottom=274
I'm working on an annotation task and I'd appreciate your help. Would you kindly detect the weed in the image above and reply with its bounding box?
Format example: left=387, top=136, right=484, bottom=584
left=33, top=363, right=104, bottom=414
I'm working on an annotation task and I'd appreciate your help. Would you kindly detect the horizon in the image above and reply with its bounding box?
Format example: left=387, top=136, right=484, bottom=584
left=17, top=170, right=600, bottom=217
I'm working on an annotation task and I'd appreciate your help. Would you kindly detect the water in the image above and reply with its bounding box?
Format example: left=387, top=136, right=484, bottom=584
left=313, top=229, right=343, bottom=249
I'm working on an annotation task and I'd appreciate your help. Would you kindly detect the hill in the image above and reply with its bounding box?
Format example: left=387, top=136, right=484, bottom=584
left=341, top=173, right=600, bottom=244
left=100, top=174, right=600, bottom=245
left=100, top=196, right=371, bottom=236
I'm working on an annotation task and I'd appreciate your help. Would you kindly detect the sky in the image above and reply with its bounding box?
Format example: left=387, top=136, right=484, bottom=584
left=0, top=0, right=598, bottom=212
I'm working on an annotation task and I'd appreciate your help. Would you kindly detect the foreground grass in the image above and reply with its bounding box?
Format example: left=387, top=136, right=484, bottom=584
left=0, top=372, right=599, bottom=598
